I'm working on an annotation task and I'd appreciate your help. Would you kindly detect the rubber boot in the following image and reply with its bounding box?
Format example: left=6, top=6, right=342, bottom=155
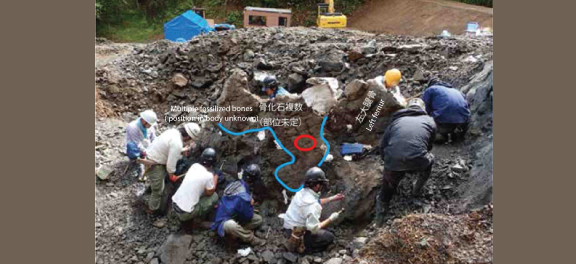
left=412, top=179, right=426, bottom=197
left=375, top=196, right=389, bottom=227
left=413, top=169, right=431, bottom=197
left=249, top=234, right=267, bottom=247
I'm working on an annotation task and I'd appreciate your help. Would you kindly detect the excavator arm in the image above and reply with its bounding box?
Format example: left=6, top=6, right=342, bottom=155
left=326, top=0, right=335, bottom=14
left=317, top=0, right=347, bottom=28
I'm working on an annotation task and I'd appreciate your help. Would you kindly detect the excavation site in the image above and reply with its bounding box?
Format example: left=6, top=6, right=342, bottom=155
left=95, top=25, right=493, bottom=264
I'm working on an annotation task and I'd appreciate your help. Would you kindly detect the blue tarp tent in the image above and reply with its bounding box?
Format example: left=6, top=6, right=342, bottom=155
left=164, top=10, right=214, bottom=42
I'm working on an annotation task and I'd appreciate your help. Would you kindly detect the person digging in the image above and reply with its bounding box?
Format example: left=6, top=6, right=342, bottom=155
left=421, top=78, right=471, bottom=143
left=376, top=98, right=437, bottom=226
left=171, top=148, right=219, bottom=231
left=125, top=110, right=157, bottom=180
left=282, top=167, right=345, bottom=254
left=142, top=122, right=201, bottom=215
left=211, top=164, right=266, bottom=247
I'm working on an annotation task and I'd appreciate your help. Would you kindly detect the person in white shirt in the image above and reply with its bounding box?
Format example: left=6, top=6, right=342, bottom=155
left=283, top=167, right=345, bottom=254
left=374, top=68, right=407, bottom=104
left=172, top=148, right=219, bottom=229
left=374, top=68, right=402, bottom=94
left=144, top=122, right=201, bottom=213
left=125, top=110, right=157, bottom=179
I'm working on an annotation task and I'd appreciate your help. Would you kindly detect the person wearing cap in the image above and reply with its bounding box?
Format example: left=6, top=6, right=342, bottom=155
left=211, top=164, right=266, bottom=246
left=262, top=76, right=290, bottom=99
left=144, top=122, right=201, bottom=214
left=172, top=148, right=219, bottom=229
left=376, top=98, right=436, bottom=226
left=421, top=79, right=471, bottom=143
left=375, top=69, right=402, bottom=93
left=125, top=110, right=158, bottom=178
left=283, top=167, right=345, bottom=253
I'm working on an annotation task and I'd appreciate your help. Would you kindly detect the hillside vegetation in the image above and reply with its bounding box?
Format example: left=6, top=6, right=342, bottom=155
left=96, top=0, right=492, bottom=42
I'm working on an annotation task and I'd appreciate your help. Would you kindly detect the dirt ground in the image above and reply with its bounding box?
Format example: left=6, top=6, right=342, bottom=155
left=94, top=116, right=481, bottom=264
left=348, top=0, right=493, bottom=35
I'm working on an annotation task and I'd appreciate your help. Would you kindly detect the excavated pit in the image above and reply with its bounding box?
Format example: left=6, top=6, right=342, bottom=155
left=95, top=27, right=493, bottom=264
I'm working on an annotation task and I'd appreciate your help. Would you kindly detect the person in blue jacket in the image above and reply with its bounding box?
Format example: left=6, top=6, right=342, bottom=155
left=211, top=164, right=266, bottom=246
left=421, top=79, right=471, bottom=142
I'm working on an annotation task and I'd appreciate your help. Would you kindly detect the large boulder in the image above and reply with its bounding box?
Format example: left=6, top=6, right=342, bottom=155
left=457, top=61, right=493, bottom=210
left=157, top=234, right=192, bottom=264
left=321, top=156, right=384, bottom=222
left=327, top=78, right=407, bottom=146
left=287, top=73, right=306, bottom=92
left=464, top=61, right=493, bottom=137
left=302, top=78, right=341, bottom=115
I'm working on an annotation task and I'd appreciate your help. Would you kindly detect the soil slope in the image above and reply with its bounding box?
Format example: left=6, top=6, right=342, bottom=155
left=348, top=0, right=493, bottom=35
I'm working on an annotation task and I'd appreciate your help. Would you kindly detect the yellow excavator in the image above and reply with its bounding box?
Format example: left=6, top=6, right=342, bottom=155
left=317, top=0, right=347, bottom=28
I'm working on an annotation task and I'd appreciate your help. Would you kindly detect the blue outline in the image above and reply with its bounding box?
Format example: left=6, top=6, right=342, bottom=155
left=318, top=116, right=330, bottom=167
left=218, top=115, right=331, bottom=193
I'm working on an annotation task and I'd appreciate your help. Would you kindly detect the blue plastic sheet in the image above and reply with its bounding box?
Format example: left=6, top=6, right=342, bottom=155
left=164, top=10, right=214, bottom=42
left=341, top=143, right=364, bottom=155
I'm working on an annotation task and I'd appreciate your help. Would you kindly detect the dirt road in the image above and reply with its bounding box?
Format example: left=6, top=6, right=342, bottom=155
left=348, top=0, right=493, bottom=35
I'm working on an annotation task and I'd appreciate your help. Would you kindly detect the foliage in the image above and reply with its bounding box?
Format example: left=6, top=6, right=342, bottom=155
left=96, top=0, right=370, bottom=41
left=226, top=10, right=244, bottom=28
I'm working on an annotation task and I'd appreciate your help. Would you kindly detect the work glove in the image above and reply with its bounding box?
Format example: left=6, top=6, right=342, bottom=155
left=142, top=139, right=151, bottom=148
left=330, top=193, right=345, bottom=202
left=328, top=212, right=340, bottom=222
left=169, top=174, right=179, bottom=183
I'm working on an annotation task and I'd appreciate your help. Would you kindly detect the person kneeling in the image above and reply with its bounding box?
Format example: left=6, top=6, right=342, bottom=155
left=212, top=164, right=266, bottom=246
left=171, top=148, right=219, bottom=229
left=283, top=167, right=345, bottom=254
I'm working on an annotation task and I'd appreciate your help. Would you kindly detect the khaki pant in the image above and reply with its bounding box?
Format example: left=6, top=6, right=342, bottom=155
left=223, top=214, right=263, bottom=242
left=146, top=164, right=167, bottom=211
left=174, top=193, right=219, bottom=222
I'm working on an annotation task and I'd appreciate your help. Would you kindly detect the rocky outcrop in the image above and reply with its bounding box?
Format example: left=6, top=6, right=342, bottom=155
left=457, top=61, right=493, bottom=210
left=95, top=27, right=493, bottom=116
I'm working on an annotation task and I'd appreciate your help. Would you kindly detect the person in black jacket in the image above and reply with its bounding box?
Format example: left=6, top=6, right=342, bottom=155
left=376, top=98, right=437, bottom=226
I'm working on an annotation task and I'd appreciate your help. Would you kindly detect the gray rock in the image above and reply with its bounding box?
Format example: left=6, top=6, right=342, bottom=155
left=313, top=257, right=322, bottom=263
left=288, top=73, right=305, bottom=92
left=211, top=257, right=223, bottom=264
left=108, top=84, right=121, bottom=94
left=255, top=58, right=277, bottom=70
left=283, top=252, right=298, bottom=263
left=413, top=68, right=426, bottom=82
left=323, top=258, right=342, bottom=264
left=361, top=40, right=376, bottom=54
left=318, top=60, right=343, bottom=72
left=190, top=77, right=213, bottom=89
left=243, top=50, right=255, bottom=61
left=344, top=79, right=368, bottom=100
left=157, top=234, right=193, bottom=264
left=150, top=258, right=159, bottom=264
left=96, top=165, right=114, bottom=180
left=451, top=164, right=465, bottom=173
left=261, top=250, right=275, bottom=263
left=172, top=73, right=188, bottom=87
left=348, top=47, right=364, bottom=61
left=145, top=252, right=154, bottom=262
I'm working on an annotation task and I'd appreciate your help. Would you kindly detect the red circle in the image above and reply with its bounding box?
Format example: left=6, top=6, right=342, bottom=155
left=294, top=135, right=317, bottom=152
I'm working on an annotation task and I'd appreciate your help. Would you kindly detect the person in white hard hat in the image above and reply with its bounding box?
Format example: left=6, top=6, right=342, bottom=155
left=144, top=122, right=201, bottom=214
left=125, top=110, right=158, bottom=179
